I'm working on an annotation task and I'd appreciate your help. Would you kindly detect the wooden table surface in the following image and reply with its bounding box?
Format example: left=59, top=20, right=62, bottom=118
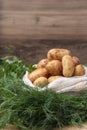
left=1, top=0, right=87, bottom=39
left=2, top=123, right=87, bottom=130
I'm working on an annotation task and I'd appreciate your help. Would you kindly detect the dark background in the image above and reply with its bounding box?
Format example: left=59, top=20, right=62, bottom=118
left=0, top=38, right=87, bottom=65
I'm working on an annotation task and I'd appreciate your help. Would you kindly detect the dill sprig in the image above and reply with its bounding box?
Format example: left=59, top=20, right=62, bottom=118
left=0, top=56, right=87, bottom=130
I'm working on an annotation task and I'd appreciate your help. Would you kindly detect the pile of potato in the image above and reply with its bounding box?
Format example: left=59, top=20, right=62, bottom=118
left=28, top=48, right=85, bottom=87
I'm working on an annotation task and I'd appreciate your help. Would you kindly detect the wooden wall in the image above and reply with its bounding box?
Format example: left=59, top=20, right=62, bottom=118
left=0, top=0, right=87, bottom=39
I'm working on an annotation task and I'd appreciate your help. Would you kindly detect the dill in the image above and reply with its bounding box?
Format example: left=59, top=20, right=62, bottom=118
left=0, top=56, right=87, bottom=130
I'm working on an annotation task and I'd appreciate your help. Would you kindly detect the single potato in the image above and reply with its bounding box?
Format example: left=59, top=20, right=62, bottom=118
left=72, top=56, right=80, bottom=66
left=28, top=68, right=48, bottom=82
left=74, top=64, right=85, bottom=76
left=62, top=55, right=75, bottom=77
left=37, top=58, right=49, bottom=68
left=47, top=48, right=71, bottom=61
left=48, top=76, right=63, bottom=83
left=33, top=77, right=48, bottom=87
left=46, top=60, right=62, bottom=76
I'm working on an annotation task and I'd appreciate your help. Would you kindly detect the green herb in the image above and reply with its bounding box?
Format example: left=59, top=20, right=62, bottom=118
left=0, top=56, right=87, bottom=130
left=28, top=64, right=36, bottom=73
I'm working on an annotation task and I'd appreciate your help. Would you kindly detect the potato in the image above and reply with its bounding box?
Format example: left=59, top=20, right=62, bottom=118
left=72, top=56, right=80, bottom=66
left=37, top=58, right=49, bottom=68
left=74, top=64, right=85, bottom=76
left=46, top=60, right=62, bottom=76
left=47, top=48, right=71, bottom=61
left=48, top=76, right=63, bottom=83
left=33, top=77, right=48, bottom=87
left=62, top=55, right=75, bottom=77
left=28, top=68, right=48, bottom=82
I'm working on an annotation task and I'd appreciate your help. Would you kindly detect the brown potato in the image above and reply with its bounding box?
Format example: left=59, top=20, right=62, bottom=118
left=46, top=60, right=62, bottom=76
left=28, top=68, right=48, bottom=82
left=37, top=58, right=49, bottom=68
left=48, top=76, right=63, bottom=83
left=74, top=64, right=85, bottom=76
left=33, top=77, right=48, bottom=87
left=47, top=48, right=71, bottom=61
left=62, top=55, right=75, bottom=77
left=72, top=56, right=80, bottom=66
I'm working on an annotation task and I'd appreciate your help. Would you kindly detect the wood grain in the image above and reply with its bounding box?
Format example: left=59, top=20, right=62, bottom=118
left=54, top=123, right=87, bottom=130
left=0, top=0, right=87, bottom=39
left=3, top=123, right=87, bottom=130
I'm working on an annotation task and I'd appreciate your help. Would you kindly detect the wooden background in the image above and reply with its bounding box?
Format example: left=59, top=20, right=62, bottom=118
left=0, top=0, right=87, bottom=64
left=0, top=0, right=87, bottom=39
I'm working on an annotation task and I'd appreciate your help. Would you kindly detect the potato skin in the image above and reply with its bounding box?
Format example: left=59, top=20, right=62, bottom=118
left=62, top=55, right=75, bottom=77
left=33, top=77, right=48, bottom=87
left=72, top=56, right=80, bottom=66
left=48, top=76, right=63, bottom=83
left=46, top=60, right=62, bottom=76
left=37, top=59, right=49, bottom=68
left=74, top=64, right=85, bottom=76
left=47, top=48, right=71, bottom=61
left=28, top=68, right=48, bottom=82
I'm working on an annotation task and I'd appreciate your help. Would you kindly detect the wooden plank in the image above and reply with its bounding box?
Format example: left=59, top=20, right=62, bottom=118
left=1, top=0, right=87, bottom=11
left=1, top=0, right=87, bottom=39
left=3, top=123, right=87, bottom=130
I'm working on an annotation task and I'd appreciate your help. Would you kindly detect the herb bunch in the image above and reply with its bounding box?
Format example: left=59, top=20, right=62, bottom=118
left=0, top=56, right=87, bottom=130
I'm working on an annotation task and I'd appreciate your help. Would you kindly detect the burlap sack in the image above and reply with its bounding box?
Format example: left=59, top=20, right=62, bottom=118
left=23, top=66, right=87, bottom=94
